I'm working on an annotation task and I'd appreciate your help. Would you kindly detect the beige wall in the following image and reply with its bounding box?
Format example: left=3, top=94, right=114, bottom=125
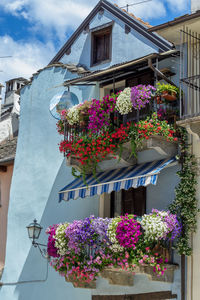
left=0, top=164, right=13, bottom=271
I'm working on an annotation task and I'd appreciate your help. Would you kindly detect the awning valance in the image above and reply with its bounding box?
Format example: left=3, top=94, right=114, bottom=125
left=59, top=157, right=176, bottom=202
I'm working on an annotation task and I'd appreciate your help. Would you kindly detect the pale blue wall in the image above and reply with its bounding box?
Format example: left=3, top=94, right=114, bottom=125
left=0, top=66, right=181, bottom=300
left=60, top=9, right=160, bottom=70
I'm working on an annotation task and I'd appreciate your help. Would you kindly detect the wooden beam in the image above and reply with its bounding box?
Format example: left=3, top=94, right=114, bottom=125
left=92, top=291, right=177, bottom=300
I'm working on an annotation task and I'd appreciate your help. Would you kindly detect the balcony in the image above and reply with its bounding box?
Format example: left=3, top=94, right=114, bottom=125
left=46, top=213, right=180, bottom=289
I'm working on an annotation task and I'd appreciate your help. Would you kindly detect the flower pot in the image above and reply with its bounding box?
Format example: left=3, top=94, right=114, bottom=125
left=156, top=96, right=162, bottom=104
left=162, top=91, right=177, bottom=101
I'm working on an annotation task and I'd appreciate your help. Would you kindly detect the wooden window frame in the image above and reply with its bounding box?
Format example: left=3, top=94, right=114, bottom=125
left=91, top=25, right=112, bottom=67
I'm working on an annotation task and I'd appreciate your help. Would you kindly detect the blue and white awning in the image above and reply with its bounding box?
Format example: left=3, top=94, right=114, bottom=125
left=59, top=157, right=176, bottom=202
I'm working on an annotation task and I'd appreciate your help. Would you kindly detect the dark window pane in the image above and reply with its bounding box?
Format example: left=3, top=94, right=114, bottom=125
left=92, top=28, right=111, bottom=65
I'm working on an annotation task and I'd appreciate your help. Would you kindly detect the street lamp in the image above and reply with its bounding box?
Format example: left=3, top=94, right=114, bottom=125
left=27, top=219, right=49, bottom=259
left=27, top=219, right=43, bottom=246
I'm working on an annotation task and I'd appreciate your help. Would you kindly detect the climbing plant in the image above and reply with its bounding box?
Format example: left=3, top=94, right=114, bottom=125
left=169, top=128, right=197, bottom=255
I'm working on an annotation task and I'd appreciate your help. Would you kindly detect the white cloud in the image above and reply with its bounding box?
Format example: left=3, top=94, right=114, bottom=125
left=165, top=0, right=188, bottom=12
left=118, top=0, right=167, bottom=21
left=0, top=0, right=187, bottom=39
left=0, top=35, right=56, bottom=99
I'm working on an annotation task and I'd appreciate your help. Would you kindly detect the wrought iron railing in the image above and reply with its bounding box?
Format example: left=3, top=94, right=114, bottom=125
left=63, top=100, right=178, bottom=153
left=180, top=27, right=200, bottom=119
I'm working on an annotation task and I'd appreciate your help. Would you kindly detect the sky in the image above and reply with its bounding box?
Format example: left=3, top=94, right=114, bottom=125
left=0, top=0, right=190, bottom=97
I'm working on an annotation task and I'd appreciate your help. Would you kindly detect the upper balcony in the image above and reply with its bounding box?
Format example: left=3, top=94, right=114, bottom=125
left=57, top=83, right=179, bottom=179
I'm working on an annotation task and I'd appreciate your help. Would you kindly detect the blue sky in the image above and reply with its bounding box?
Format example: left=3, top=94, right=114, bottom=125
left=0, top=0, right=190, bottom=92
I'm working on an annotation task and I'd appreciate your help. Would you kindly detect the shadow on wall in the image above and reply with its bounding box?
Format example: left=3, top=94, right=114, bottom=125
left=14, top=159, right=98, bottom=300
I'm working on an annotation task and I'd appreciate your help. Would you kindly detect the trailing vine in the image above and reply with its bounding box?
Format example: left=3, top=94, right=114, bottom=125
left=169, top=127, right=197, bottom=255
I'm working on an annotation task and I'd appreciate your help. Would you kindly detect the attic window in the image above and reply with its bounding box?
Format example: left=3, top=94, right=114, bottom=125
left=91, top=26, right=112, bottom=66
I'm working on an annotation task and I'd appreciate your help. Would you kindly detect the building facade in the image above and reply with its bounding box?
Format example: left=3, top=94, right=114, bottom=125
left=0, top=1, right=189, bottom=300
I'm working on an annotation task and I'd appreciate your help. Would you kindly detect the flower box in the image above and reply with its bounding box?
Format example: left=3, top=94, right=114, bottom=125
left=66, top=142, right=137, bottom=174
left=137, top=135, right=178, bottom=163
left=100, top=264, right=178, bottom=286
left=64, top=263, right=178, bottom=289
left=65, top=277, right=96, bottom=289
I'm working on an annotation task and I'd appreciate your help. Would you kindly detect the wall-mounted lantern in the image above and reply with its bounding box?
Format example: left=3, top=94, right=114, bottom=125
left=27, top=219, right=49, bottom=259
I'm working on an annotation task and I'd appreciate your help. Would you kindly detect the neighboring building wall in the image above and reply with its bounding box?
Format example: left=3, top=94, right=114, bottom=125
left=0, top=165, right=13, bottom=274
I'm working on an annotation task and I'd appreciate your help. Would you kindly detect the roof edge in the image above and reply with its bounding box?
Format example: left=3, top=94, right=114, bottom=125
left=148, top=10, right=200, bottom=32
left=49, top=0, right=172, bottom=64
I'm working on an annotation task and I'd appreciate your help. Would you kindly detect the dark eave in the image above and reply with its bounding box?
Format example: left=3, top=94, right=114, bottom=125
left=148, top=10, right=200, bottom=32
left=63, top=50, right=178, bottom=86
left=50, top=0, right=172, bottom=64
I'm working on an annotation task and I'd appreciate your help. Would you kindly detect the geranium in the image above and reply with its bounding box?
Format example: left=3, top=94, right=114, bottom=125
left=134, top=112, right=178, bottom=143
left=116, top=87, right=132, bottom=115
left=116, top=215, right=142, bottom=249
left=130, top=84, right=156, bottom=110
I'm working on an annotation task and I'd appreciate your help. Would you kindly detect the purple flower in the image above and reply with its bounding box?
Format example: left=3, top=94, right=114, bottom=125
left=131, top=85, right=155, bottom=110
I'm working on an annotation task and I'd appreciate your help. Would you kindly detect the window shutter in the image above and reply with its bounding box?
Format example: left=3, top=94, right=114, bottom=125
left=121, top=187, right=146, bottom=216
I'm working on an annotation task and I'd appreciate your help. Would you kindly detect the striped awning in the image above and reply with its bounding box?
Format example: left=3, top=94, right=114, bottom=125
left=59, top=157, right=176, bottom=202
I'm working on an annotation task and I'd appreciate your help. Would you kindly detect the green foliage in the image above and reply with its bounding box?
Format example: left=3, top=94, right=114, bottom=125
left=156, top=82, right=180, bottom=98
left=169, top=128, right=197, bottom=256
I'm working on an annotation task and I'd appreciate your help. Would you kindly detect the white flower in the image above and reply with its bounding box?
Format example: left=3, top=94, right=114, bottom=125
left=141, top=214, right=168, bottom=242
left=116, top=88, right=133, bottom=115
left=107, top=217, right=123, bottom=252
left=54, top=223, right=69, bottom=256
left=66, top=105, right=80, bottom=125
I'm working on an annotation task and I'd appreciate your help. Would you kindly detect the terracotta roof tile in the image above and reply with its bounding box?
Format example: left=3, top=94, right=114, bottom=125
left=114, top=3, right=152, bottom=28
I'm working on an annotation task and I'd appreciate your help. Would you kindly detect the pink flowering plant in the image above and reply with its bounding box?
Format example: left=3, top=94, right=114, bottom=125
left=46, top=211, right=181, bottom=284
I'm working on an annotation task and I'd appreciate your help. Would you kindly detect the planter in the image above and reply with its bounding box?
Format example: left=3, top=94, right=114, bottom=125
left=137, top=135, right=178, bottom=164
left=100, top=264, right=178, bottom=285
left=162, top=91, right=177, bottom=101
left=66, top=142, right=137, bottom=174
left=153, top=242, right=172, bottom=263
left=100, top=267, right=134, bottom=286
left=65, top=277, right=96, bottom=289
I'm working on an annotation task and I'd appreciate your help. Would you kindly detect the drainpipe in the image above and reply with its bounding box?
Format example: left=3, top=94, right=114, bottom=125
left=148, top=58, right=177, bottom=86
